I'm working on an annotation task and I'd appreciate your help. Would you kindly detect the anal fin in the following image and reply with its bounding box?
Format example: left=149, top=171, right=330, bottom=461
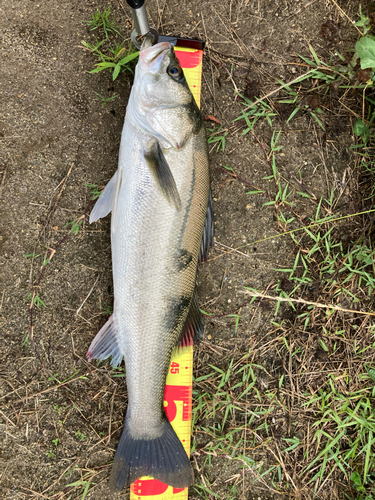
left=178, top=291, right=204, bottom=348
left=87, top=315, right=123, bottom=367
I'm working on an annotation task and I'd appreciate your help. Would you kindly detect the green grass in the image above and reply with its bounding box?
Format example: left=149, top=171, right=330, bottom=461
left=66, top=477, right=92, bottom=500
left=85, top=6, right=121, bottom=39
left=233, top=92, right=277, bottom=133
left=261, top=131, right=295, bottom=225
left=26, top=292, right=47, bottom=308
left=207, top=126, right=228, bottom=152
left=89, top=47, right=139, bottom=81
left=65, top=215, right=84, bottom=235
left=110, top=365, right=126, bottom=378
left=48, top=369, right=88, bottom=385
left=270, top=223, right=375, bottom=314
left=192, top=354, right=265, bottom=466
left=82, top=9, right=139, bottom=81
left=194, top=264, right=375, bottom=494
left=85, top=183, right=102, bottom=200
left=100, top=301, right=113, bottom=315
left=45, top=449, right=55, bottom=459
left=94, top=92, right=119, bottom=107
left=75, top=430, right=87, bottom=442
left=302, top=383, right=375, bottom=485
left=239, top=202, right=375, bottom=494
left=352, top=96, right=375, bottom=201
left=53, top=404, right=65, bottom=415
left=197, top=6, right=375, bottom=497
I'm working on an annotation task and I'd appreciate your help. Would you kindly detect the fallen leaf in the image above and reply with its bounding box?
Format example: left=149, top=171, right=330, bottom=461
left=205, top=115, right=221, bottom=124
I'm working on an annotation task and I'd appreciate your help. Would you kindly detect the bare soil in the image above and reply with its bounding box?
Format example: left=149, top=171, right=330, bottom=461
left=0, top=0, right=364, bottom=499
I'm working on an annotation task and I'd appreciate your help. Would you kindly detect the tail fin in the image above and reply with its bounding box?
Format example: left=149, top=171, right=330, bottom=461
left=109, top=417, right=194, bottom=491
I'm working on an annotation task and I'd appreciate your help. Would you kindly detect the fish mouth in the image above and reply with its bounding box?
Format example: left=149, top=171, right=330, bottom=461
left=149, top=45, right=171, bottom=63
left=140, top=42, right=172, bottom=65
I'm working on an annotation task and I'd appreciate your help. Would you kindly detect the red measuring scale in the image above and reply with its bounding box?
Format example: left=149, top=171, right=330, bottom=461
left=130, top=46, right=203, bottom=500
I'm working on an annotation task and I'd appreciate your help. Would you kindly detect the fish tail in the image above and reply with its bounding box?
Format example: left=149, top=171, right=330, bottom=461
left=109, top=417, right=194, bottom=491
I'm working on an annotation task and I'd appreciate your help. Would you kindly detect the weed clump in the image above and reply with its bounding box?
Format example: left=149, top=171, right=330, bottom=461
left=82, top=6, right=139, bottom=82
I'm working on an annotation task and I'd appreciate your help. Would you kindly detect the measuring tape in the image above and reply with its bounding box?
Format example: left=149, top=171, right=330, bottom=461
left=130, top=46, right=203, bottom=500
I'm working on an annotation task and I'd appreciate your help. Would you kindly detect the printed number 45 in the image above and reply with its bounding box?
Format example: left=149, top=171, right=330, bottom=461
left=170, top=362, right=179, bottom=374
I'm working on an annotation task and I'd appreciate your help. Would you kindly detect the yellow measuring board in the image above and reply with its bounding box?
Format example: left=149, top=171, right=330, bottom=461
left=174, top=46, right=203, bottom=107
left=130, top=45, right=203, bottom=500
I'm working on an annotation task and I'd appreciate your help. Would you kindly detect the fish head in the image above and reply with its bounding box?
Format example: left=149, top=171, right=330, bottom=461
left=132, top=42, right=202, bottom=149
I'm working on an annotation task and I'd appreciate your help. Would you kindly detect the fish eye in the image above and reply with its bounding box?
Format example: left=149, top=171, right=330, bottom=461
left=168, top=64, right=183, bottom=80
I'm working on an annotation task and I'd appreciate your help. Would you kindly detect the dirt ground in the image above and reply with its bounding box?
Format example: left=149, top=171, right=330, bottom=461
left=0, top=0, right=365, bottom=499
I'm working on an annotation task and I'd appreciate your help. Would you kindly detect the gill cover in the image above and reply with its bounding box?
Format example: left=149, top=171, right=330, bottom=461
left=133, top=42, right=202, bottom=149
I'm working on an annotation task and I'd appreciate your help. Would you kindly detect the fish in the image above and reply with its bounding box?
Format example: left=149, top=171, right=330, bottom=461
left=87, top=41, right=213, bottom=491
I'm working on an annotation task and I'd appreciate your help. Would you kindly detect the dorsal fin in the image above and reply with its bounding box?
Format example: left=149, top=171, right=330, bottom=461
left=199, top=190, right=214, bottom=263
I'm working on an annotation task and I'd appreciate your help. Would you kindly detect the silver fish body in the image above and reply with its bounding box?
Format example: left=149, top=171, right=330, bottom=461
left=87, top=42, right=212, bottom=490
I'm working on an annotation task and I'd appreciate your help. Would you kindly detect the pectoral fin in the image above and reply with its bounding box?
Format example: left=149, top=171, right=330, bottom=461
left=144, top=142, right=181, bottom=210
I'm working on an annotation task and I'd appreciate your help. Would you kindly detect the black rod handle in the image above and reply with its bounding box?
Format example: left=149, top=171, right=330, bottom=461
left=126, top=0, right=145, bottom=8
